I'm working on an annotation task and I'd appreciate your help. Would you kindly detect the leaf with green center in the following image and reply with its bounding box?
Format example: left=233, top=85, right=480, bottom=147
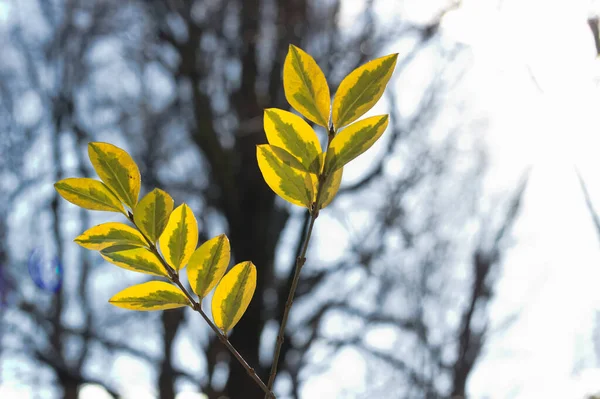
left=88, top=142, right=141, bottom=209
left=134, top=188, right=174, bottom=243
left=283, top=44, right=331, bottom=127
left=109, top=281, right=189, bottom=311
left=158, top=204, right=198, bottom=271
left=256, top=144, right=314, bottom=208
left=54, top=178, right=124, bottom=213
left=317, top=167, right=343, bottom=209
left=211, top=261, right=257, bottom=332
left=332, top=54, right=398, bottom=129
left=264, top=108, right=322, bottom=173
left=100, top=246, right=167, bottom=277
left=75, top=222, right=147, bottom=250
left=324, top=115, right=389, bottom=174
left=187, top=234, right=230, bottom=298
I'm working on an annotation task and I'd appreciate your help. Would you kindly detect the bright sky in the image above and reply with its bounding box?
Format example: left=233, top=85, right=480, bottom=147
left=442, top=0, right=600, bottom=397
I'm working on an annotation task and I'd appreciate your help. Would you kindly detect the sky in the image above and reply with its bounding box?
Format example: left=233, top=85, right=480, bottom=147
left=2, top=0, right=600, bottom=398
left=442, top=0, right=600, bottom=397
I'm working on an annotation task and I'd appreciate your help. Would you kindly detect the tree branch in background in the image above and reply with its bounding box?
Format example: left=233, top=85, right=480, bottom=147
left=577, top=169, right=600, bottom=242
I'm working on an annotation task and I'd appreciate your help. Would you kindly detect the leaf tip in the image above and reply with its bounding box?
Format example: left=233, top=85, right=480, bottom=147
left=87, top=141, right=100, bottom=154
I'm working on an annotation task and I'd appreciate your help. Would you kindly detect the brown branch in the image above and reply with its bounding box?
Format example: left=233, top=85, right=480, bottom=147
left=266, top=126, right=338, bottom=395
left=266, top=203, right=319, bottom=393
left=125, top=212, right=274, bottom=398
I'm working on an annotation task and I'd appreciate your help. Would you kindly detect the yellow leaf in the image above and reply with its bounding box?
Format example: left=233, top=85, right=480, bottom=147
left=109, top=281, right=189, bottom=311
left=306, top=154, right=343, bottom=209
left=88, top=142, right=141, bottom=209
left=187, top=234, right=230, bottom=298
left=158, top=204, right=198, bottom=271
left=332, top=54, right=398, bottom=129
left=256, top=145, right=314, bottom=208
left=283, top=44, right=331, bottom=127
left=54, top=178, right=124, bottom=213
left=264, top=108, right=322, bottom=173
left=211, top=261, right=257, bottom=332
left=101, top=246, right=168, bottom=277
left=324, top=115, right=389, bottom=174
left=134, top=188, right=174, bottom=243
left=74, top=222, right=147, bottom=250
left=318, top=167, right=343, bottom=209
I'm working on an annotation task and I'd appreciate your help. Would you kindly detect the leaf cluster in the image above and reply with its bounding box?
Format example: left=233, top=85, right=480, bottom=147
left=55, top=143, right=255, bottom=333
left=257, top=45, right=397, bottom=209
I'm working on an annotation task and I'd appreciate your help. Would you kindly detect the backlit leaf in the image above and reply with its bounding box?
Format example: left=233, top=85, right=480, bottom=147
left=318, top=167, right=343, bottom=209
left=134, top=189, right=174, bottom=243
left=109, top=281, right=189, bottom=311
left=101, top=246, right=168, bottom=277
left=256, top=144, right=314, bottom=208
left=324, top=115, right=389, bottom=174
left=211, top=261, right=257, bottom=332
left=75, top=222, right=147, bottom=250
left=283, top=44, right=331, bottom=127
left=264, top=108, right=322, bottom=173
left=159, top=204, right=198, bottom=271
left=332, top=54, right=398, bottom=129
left=54, top=178, right=124, bottom=213
left=88, top=142, right=141, bottom=209
left=187, top=234, right=230, bottom=298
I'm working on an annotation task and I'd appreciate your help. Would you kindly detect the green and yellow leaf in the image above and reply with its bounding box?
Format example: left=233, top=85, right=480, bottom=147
left=324, top=115, right=389, bottom=174
left=318, top=167, right=343, bottom=209
left=109, top=281, right=189, bottom=311
left=264, top=108, right=322, bottom=173
left=75, top=222, right=147, bottom=250
left=211, top=261, right=257, bottom=332
left=256, top=145, right=314, bottom=208
left=283, top=44, right=331, bottom=127
left=134, top=188, right=174, bottom=243
left=158, top=204, right=198, bottom=271
left=88, top=142, right=141, bottom=209
left=187, top=234, right=230, bottom=299
left=101, top=246, right=168, bottom=277
left=54, top=178, right=124, bottom=213
left=332, top=54, right=398, bottom=129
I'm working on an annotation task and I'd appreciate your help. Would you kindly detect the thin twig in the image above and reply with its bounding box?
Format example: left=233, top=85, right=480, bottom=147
left=266, top=126, right=336, bottom=395
left=125, top=212, right=274, bottom=398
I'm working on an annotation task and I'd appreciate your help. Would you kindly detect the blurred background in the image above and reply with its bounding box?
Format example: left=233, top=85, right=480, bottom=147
left=1, top=0, right=600, bottom=398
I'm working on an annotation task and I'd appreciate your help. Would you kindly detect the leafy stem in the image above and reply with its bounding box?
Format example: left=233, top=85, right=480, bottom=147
left=266, top=124, right=336, bottom=395
left=126, top=212, right=274, bottom=398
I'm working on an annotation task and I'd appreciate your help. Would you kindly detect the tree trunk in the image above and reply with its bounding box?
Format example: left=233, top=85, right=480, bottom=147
left=159, top=308, right=184, bottom=398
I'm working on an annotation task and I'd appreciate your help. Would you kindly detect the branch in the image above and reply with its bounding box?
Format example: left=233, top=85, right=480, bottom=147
left=125, top=212, right=274, bottom=398
left=324, top=337, right=436, bottom=392
left=576, top=169, right=600, bottom=243
left=450, top=172, right=528, bottom=396
left=266, top=126, right=338, bottom=395
left=13, top=299, right=203, bottom=385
